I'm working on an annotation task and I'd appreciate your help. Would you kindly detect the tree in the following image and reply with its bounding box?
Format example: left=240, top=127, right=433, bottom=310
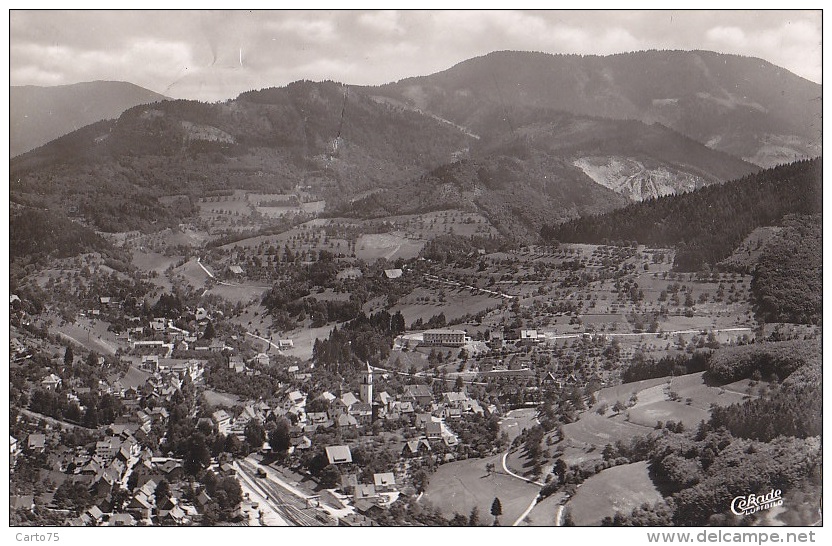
left=244, top=420, right=266, bottom=450
left=491, top=497, right=502, bottom=518
left=469, top=505, right=480, bottom=526
left=154, top=479, right=170, bottom=507
left=268, top=418, right=291, bottom=453
left=183, top=434, right=211, bottom=475
left=202, top=320, right=216, bottom=340
left=64, top=345, right=74, bottom=367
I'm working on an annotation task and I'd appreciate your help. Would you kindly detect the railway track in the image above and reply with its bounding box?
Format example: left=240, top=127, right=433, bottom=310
left=237, top=460, right=327, bottom=526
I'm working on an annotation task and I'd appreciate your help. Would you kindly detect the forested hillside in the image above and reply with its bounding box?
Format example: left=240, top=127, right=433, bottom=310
left=541, top=158, right=821, bottom=270
left=10, top=207, right=117, bottom=263
left=750, top=214, right=822, bottom=324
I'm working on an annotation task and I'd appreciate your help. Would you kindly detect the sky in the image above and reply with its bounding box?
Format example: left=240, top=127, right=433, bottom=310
left=9, top=9, right=823, bottom=102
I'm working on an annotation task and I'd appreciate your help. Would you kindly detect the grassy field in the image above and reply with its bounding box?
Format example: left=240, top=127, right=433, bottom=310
left=354, top=233, right=424, bottom=262
left=207, top=283, right=270, bottom=306
left=55, top=317, right=124, bottom=356
left=392, top=286, right=502, bottom=325
left=566, top=461, right=663, bottom=525
left=421, top=454, right=539, bottom=525
left=521, top=491, right=566, bottom=526
left=499, top=408, right=539, bottom=444
left=561, top=414, right=653, bottom=449
left=203, top=390, right=241, bottom=408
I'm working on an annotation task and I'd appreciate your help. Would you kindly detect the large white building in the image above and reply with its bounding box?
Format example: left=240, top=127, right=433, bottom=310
left=423, top=329, right=467, bottom=347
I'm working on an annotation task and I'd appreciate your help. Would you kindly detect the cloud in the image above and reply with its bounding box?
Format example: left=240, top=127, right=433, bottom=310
left=9, top=10, right=821, bottom=102
left=357, top=10, right=404, bottom=35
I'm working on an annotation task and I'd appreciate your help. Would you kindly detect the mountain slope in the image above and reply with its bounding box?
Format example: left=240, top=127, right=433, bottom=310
left=9, top=81, right=475, bottom=232
left=341, top=110, right=757, bottom=236
left=373, top=50, right=821, bottom=167
left=542, top=158, right=821, bottom=271
left=10, top=80, right=169, bottom=157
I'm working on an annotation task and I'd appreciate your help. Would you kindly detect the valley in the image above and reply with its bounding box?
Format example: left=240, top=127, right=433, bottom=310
left=8, top=48, right=821, bottom=529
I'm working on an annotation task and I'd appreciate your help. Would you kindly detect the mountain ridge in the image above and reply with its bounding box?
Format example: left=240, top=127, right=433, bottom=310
left=10, top=80, right=169, bottom=157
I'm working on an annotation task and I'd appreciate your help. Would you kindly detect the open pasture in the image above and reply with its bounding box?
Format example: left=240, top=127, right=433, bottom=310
left=421, top=454, right=539, bottom=525
left=566, top=461, right=663, bottom=526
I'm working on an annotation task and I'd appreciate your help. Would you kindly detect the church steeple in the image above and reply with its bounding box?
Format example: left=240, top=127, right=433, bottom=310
left=360, top=362, right=373, bottom=405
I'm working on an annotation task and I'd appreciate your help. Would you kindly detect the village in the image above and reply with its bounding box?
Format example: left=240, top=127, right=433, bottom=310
left=11, top=222, right=780, bottom=528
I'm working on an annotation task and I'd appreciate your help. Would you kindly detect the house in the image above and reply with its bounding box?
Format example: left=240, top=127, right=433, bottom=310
left=212, top=410, right=232, bottom=434
left=340, top=473, right=358, bottom=491
left=229, top=355, right=245, bottom=373
left=423, top=329, right=466, bottom=347
left=196, top=490, right=212, bottom=508
left=307, top=412, right=330, bottom=426
left=41, top=373, right=62, bottom=391
left=442, top=407, right=463, bottom=420
left=520, top=329, right=540, bottom=343
left=208, top=339, right=226, bottom=353
left=404, top=384, right=433, bottom=407
left=442, top=391, right=469, bottom=407
left=373, top=472, right=396, bottom=492
left=107, top=513, right=136, bottom=526
left=541, top=371, right=558, bottom=388
left=27, top=433, right=46, bottom=453
left=383, top=268, right=403, bottom=279
left=414, top=413, right=434, bottom=430
left=337, top=413, right=358, bottom=430
left=150, top=318, right=167, bottom=332
left=228, top=265, right=244, bottom=275
left=290, top=435, right=312, bottom=450
left=349, top=402, right=373, bottom=425
left=339, top=513, right=374, bottom=526
left=11, top=435, right=20, bottom=460
left=340, top=392, right=359, bottom=408
left=376, top=391, right=392, bottom=408
left=402, top=439, right=432, bottom=458
left=325, top=445, right=353, bottom=465
left=195, top=307, right=209, bottom=321
left=287, top=390, right=306, bottom=408
left=425, top=421, right=443, bottom=440
left=354, top=484, right=377, bottom=501
left=87, top=505, right=104, bottom=524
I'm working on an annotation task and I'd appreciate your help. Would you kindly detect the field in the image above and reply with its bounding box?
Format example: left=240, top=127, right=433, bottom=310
left=421, top=453, right=540, bottom=525
left=55, top=317, right=124, bottom=356
left=561, top=414, right=653, bottom=451
left=203, top=389, right=242, bottom=408
left=565, top=461, right=663, bottom=525
left=354, top=233, right=424, bottom=262
left=392, top=286, right=502, bottom=326
left=499, top=408, right=539, bottom=444
left=521, top=491, right=567, bottom=526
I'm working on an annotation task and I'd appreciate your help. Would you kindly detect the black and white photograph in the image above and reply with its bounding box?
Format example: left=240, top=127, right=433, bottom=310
left=7, top=8, right=823, bottom=537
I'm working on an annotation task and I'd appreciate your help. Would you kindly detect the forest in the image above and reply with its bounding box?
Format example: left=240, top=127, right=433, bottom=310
left=751, top=214, right=822, bottom=324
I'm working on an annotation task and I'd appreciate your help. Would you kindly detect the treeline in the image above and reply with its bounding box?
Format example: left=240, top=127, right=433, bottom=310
left=541, top=158, right=821, bottom=271
left=419, top=234, right=507, bottom=265
left=707, top=340, right=819, bottom=383
left=312, top=310, right=406, bottom=369
left=622, top=351, right=711, bottom=383
left=709, top=381, right=821, bottom=441
left=751, top=214, right=822, bottom=324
